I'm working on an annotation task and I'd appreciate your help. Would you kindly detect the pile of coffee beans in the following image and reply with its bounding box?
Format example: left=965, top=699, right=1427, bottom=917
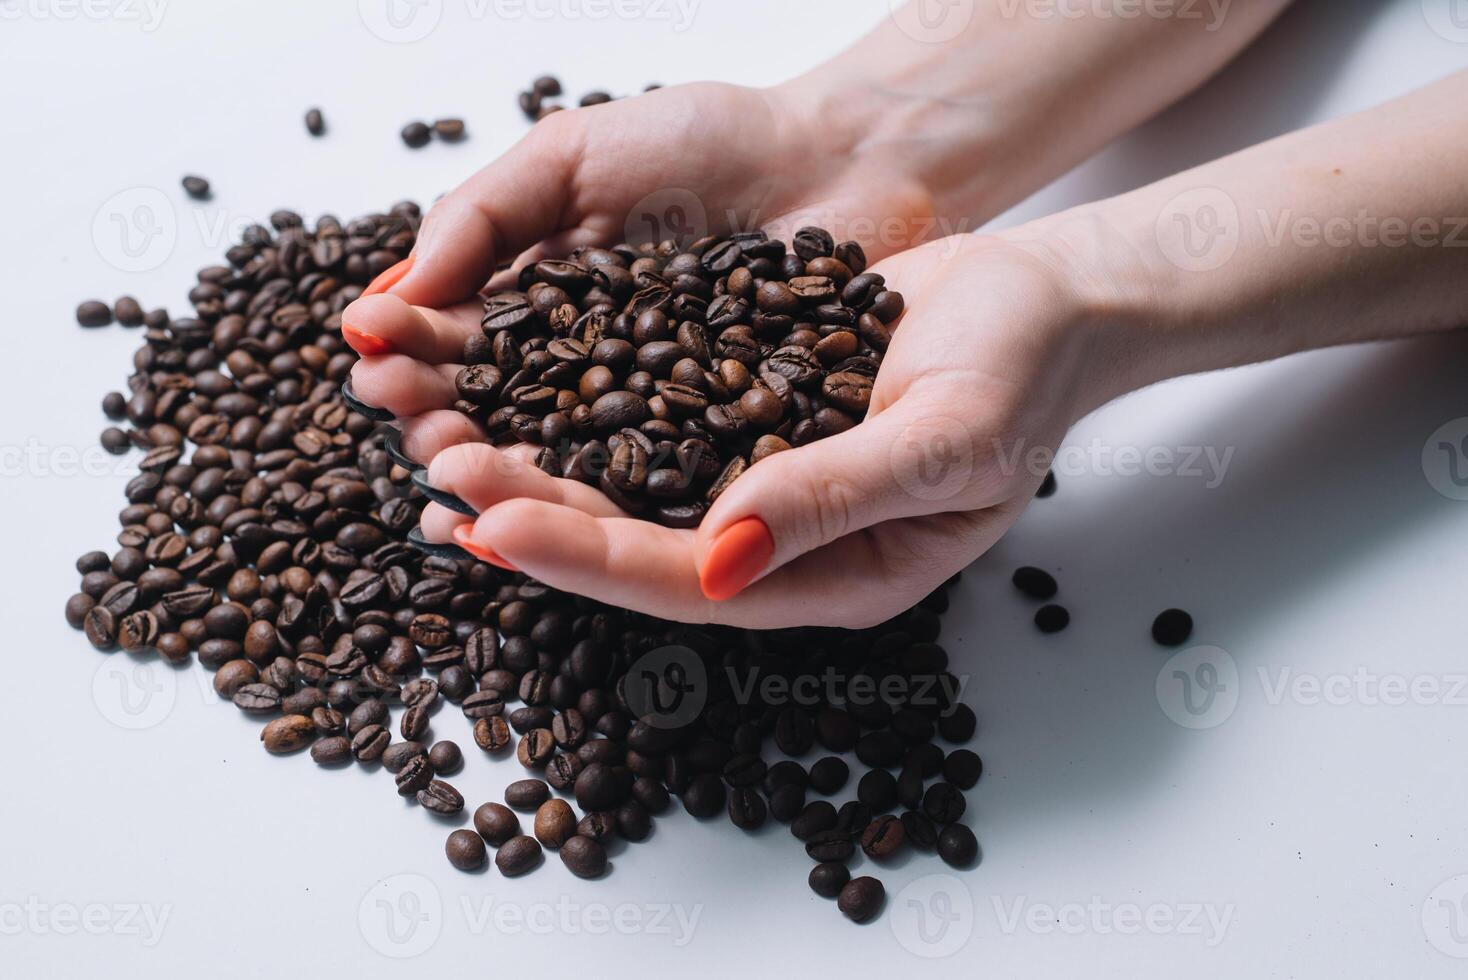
left=459, top=227, right=898, bottom=526
left=64, top=204, right=979, bottom=925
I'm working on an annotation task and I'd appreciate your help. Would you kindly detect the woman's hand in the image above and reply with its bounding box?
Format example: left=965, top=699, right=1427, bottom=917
left=420, top=230, right=1118, bottom=628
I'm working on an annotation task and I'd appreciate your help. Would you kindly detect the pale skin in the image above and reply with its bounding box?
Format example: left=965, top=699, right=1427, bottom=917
left=346, top=3, right=1468, bottom=627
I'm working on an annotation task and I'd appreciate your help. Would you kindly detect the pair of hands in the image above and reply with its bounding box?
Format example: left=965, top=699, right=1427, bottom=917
left=345, top=84, right=1098, bottom=628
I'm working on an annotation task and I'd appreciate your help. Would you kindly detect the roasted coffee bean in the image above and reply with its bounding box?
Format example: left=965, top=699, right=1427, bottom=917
left=615, top=799, right=652, bottom=841
left=805, top=830, right=855, bottom=863
left=395, top=755, right=435, bottom=796
left=428, top=740, right=462, bottom=774
left=446, top=828, right=487, bottom=871
left=809, top=862, right=850, bottom=899
left=311, top=736, right=352, bottom=765
left=769, top=784, right=806, bottom=823
left=432, top=118, right=466, bottom=140
left=418, top=780, right=465, bottom=815
left=1035, top=603, right=1070, bottom=633
left=381, top=741, right=427, bottom=774
left=837, top=876, right=885, bottom=923
left=632, top=777, right=670, bottom=815
left=77, top=300, right=113, bottom=327
left=351, top=724, right=390, bottom=762
left=533, top=798, right=577, bottom=848
left=727, top=787, right=767, bottom=830
left=937, top=823, right=978, bottom=868
left=922, top=782, right=966, bottom=824
left=474, top=802, right=520, bottom=845
left=942, top=749, right=983, bottom=789
left=261, top=715, right=315, bottom=754
left=1152, top=608, right=1194, bottom=646
left=937, top=703, right=977, bottom=744
left=901, top=810, right=938, bottom=850
left=505, top=779, right=550, bottom=811
left=681, top=772, right=726, bottom=819
left=474, top=716, right=511, bottom=752
left=560, top=835, right=608, bottom=878
left=495, top=835, right=543, bottom=876
left=809, top=757, right=849, bottom=795
left=858, top=769, right=898, bottom=811
left=305, top=107, right=325, bottom=136
left=861, top=814, right=906, bottom=859
left=181, top=175, right=210, bottom=199
left=517, top=728, right=555, bottom=768
left=400, top=121, right=431, bottom=148
left=791, top=801, right=838, bottom=841
left=1012, top=566, right=1058, bottom=600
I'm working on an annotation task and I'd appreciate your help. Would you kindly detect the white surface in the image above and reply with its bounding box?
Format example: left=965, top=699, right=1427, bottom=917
left=3, top=1, right=1468, bottom=976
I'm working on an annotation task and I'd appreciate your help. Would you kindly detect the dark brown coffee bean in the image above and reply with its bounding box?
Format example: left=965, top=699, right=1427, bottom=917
left=181, top=175, right=210, bottom=199
left=311, top=736, right=352, bottom=765
left=861, top=814, right=906, bottom=859
left=533, top=798, right=576, bottom=848
left=418, top=780, right=464, bottom=815
left=937, top=823, right=978, bottom=867
left=495, top=835, right=543, bottom=876
left=351, top=723, right=390, bottom=761
left=517, top=728, right=555, bottom=768
left=560, top=835, right=607, bottom=878
left=809, top=862, right=850, bottom=899
left=445, top=828, right=486, bottom=871
left=923, top=782, right=967, bottom=824
left=505, top=779, right=550, bottom=811
left=474, top=716, right=512, bottom=752
left=837, top=876, right=885, bottom=923
left=400, top=121, right=431, bottom=148
left=304, top=107, right=325, bottom=136
left=395, top=755, right=435, bottom=796
left=473, top=802, right=520, bottom=845
left=428, top=740, right=462, bottom=774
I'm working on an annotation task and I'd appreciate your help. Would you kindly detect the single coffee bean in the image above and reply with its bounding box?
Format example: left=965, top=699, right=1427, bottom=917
left=615, top=800, right=652, bottom=841
left=381, top=741, right=426, bottom=774
left=560, top=835, right=608, bottom=878
left=922, top=782, right=967, bottom=824
left=505, top=779, right=550, bottom=811
left=533, top=798, right=576, bottom=848
left=351, top=724, right=391, bottom=762
left=428, top=740, right=462, bottom=774
left=76, top=300, right=113, bottom=327
left=937, top=823, right=979, bottom=868
left=261, top=715, right=315, bottom=754
left=837, top=876, right=885, bottom=923
left=901, top=810, right=938, bottom=850
left=861, top=814, right=906, bottom=859
left=681, top=773, right=725, bottom=819
left=305, top=107, right=325, bottom=136
left=1152, top=608, right=1194, bottom=646
left=1035, top=604, right=1070, bottom=633
left=805, top=830, right=855, bottom=863
left=768, top=784, right=805, bottom=823
left=400, top=121, right=431, bottom=148
left=395, top=755, right=435, bottom=796
left=432, top=118, right=466, bottom=140
left=495, top=835, right=543, bottom=876
left=473, top=802, right=520, bottom=845
left=418, top=780, right=465, bottom=815
left=857, top=769, right=898, bottom=811
left=445, top=828, right=486, bottom=871
left=809, top=862, right=850, bottom=899
left=311, top=736, right=352, bottom=765
left=937, top=703, right=977, bottom=744
left=474, top=716, right=512, bottom=753
left=808, top=757, right=849, bottom=795
left=727, top=787, right=767, bottom=830
left=943, top=749, right=983, bottom=789
left=1012, top=566, right=1058, bottom=600
left=181, top=175, right=210, bottom=199
left=791, top=800, right=838, bottom=841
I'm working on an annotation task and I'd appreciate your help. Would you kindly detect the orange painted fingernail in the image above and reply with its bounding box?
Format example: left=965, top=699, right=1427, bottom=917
left=699, top=517, right=774, bottom=601
left=453, top=524, right=518, bottom=572
left=342, top=323, right=393, bottom=356
left=362, top=256, right=414, bottom=296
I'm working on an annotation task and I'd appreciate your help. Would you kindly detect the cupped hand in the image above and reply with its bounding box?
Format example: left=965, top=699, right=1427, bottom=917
left=420, top=233, right=1109, bottom=628
left=344, top=80, right=938, bottom=464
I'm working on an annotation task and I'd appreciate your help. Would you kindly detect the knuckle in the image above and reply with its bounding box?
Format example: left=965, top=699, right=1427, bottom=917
left=802, top=470, right=864, bottom=550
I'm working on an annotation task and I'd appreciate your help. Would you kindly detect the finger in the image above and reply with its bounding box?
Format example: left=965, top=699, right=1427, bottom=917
left=348, top=356, right=461, bottom=418
left=419, top=501, right=476, bottom=542
left=695, top=397, right=992, bottom=600
left=396, top=410, right=488, bottom=466
left=392, top=114, right=585, bottom=308
left=340, top=294, right=483, bottom=364
left=452, top=498, right=969, bottom=628
left=425, top=442, right=627, bottom=519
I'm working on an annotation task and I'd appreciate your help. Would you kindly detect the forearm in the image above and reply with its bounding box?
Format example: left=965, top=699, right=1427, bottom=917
left=776, top=0, right=1294, bottom=225
left=1031, top=69, right=1468, bottom=410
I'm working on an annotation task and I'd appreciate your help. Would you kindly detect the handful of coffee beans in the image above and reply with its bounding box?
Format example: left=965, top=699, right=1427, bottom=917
left=459, top=227, right=901, bottom=526
left=65, top=203, right=976, bottom=926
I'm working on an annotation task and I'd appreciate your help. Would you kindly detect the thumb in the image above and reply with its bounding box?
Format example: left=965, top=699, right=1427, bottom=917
left=391, top=114, right=586, bottom=308
left=694, top=398, right=987, bottom=601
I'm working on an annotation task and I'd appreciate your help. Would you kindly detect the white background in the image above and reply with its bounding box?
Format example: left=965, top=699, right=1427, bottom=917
left=3, top=0, right=1468, bottom=976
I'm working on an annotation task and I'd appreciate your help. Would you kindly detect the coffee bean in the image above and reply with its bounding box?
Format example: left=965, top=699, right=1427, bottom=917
left=505, top=779, right=550, bottom=811
left=922, top=782, right=966, bottom=824
left=446, top=829, right=486, bottom=871
left=474, top=802, right=520, bottom=845
left=304, top=107, right=325, bottom=136
left=681, top=772, right=726, bottom=819
left=769, top=784, right=806, bottom=823
left=428, top=740, right=462, bottom=774
left=560, top=835, right=608, bottom=878
left=837, top=876, right=885, bottom=923
left=942, top=749, right=983, bottom=789
left=1152, top=608, right=1193, bottom=646
left=937, top=823, right=978, bottom=868
left=791, top=800, right=838, bottom=841
left=76, top=300, right=113, bottom=327
left=1035, top=604, right=1070, bottom=633
left=727, top=787, right=767, bottom=830
left=861, top=814, right=905, bottom=859
left=1036, top=470, right=1058, bottom=497
left=474, top=716, right=512, bottom=753
left=395, top=755, right=435, bottom=796
left=261, top=715, right=315, bottom=754
left=495, top=835, right=542, bottom=876
left=400, top=122, right=431, bottom=148
left=809, top=757, right=849, bottom=795
left=809, top=862, right=850, bottom=898
left=1012, top=566, right=1058, bottom=600
left=901, top=810, right=938, bottom=850
left=937, top=703, right=977, bottom=744
left=381, top=741, right=426, bottom=774
left=418, top=780, right=464, bottom=815
left=615, top=800, right=652, bottom=841
left=533, top=798, right=576, bottom=848
left=352, top=724, right=390, bottom=762
left=432, top=118, right=466, bottom=140
left=857, top=769, right=898, bottom=811
left=181, top=175, right=210, bottom=199
left=311, top=736, right=352, bottom=765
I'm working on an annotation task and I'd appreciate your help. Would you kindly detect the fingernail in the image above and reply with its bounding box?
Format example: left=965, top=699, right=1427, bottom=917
left=407, top=526, right=474, bottom=562
left=452, top=525, right=518, bottom=571
left=342, top=323, right=393, bottom=356
left=362, top=256, right=414, bottom=296
left=699, top=517, right=774, bottom=601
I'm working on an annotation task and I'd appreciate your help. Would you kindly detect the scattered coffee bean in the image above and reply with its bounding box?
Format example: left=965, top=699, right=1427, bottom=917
left=181, top=175, right=210, bottom=199
left=400, top=121, right=431, bottom=148
left=808, top=862, right=850, bottom=899
left=809, top=757, right=849, bottom=795
left=1152, top=608, right=1193, bottom=646
left=1012, top=566, right=1058, bottom=600
left=474, top=802, right=520, bottom=845
left=837, top=876, right=885, bottom=923
left=1035, top=603, right=1070, bottom=633
left=304, top=107, right=325, bottom=136
left=943, top=749, right=983, bottom=789
left=937, top=823, right=979, bottom=868
left=560, top=835, right=608, bottom=878
left=446, top=828, right=486, bottom=871
left=428, top=740, right=462, bottom=774
left=261, top=715, right=315, bottom=754
left=495, top=835, right=543, bottom=876
left=432, top=118, right=466, bottom=140
left=506, top=779, right=550, bottom=811
left=534, top=798, right=577, bottom=848
left=418, top=780, right=464, bottom=815
left=76, top=300, right=112, bottom=328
